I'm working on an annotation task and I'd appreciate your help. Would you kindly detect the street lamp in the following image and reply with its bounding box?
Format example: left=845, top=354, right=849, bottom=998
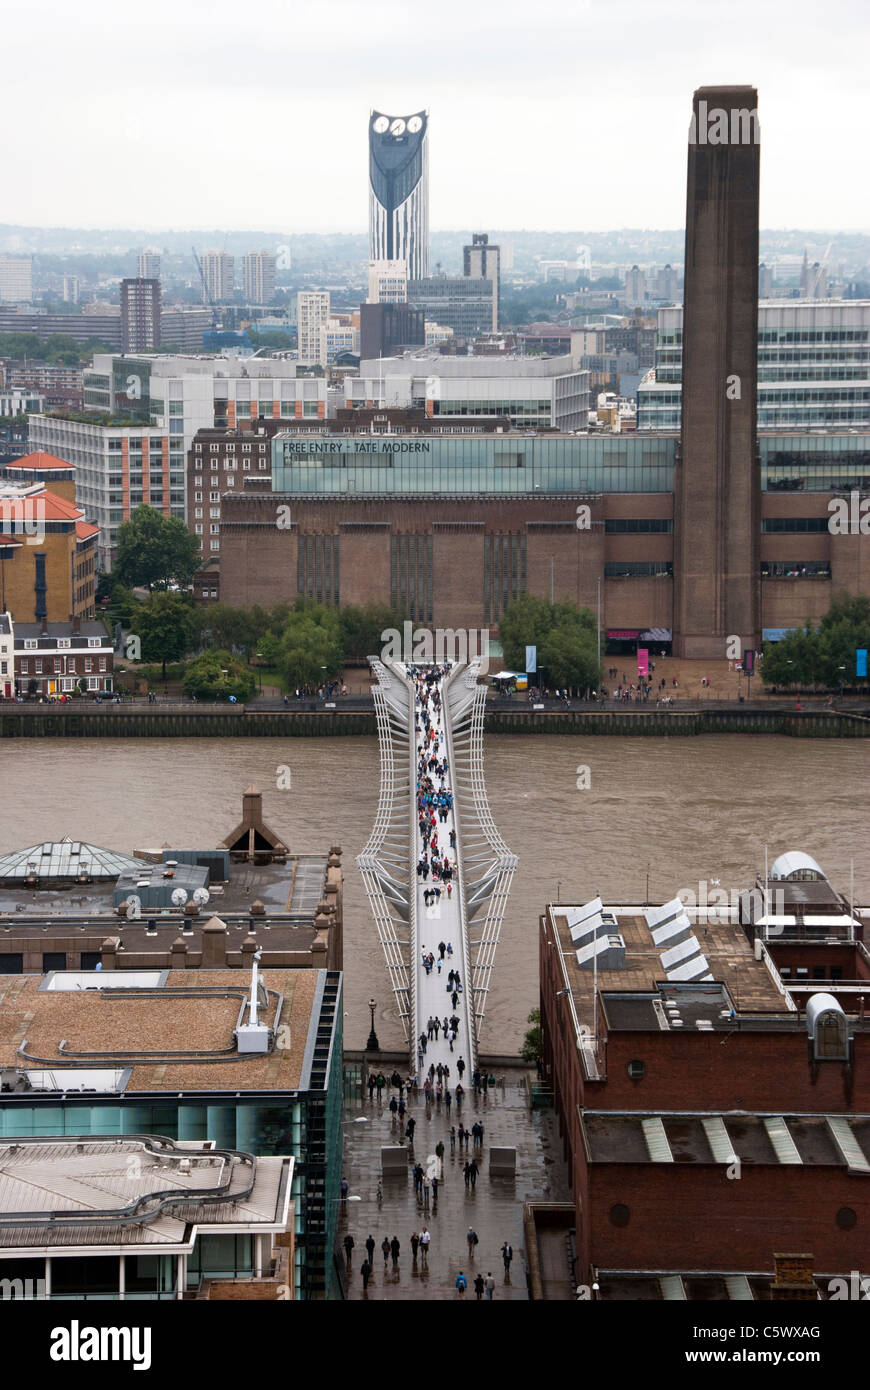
left=366, top=998, right=379, bottom=1052
left=839, top=665, right=846, bottom=703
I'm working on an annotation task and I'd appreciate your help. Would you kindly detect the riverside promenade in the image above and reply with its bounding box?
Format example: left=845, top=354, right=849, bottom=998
left=338, top=1066, right=571, bottom=1301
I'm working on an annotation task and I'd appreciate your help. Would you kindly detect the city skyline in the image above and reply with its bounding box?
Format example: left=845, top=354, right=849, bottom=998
left=2, top=0, right=868, bottom=233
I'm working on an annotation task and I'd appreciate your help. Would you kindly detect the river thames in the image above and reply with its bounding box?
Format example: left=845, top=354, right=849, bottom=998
left=1, top=733, right=867, bottom=1051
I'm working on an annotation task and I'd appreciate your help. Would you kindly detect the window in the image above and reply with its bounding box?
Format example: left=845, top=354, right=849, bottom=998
left=259, top=459, right=268, bottom=470
left=210, top=524, right=220, bottom=534
left=195, top=508, right=203, bottom=519
left=226, top=476, right=235, bottom=487
left=210, top=444, right=219, bottom=453
left=210, top=491, right=219, bottom=502
left=211, top=459, right=219, bottom=470
left=57, top=638, right=71, bottom=649
left=242, top=443, right=252, bottom=453
left=210, top=507, right=220, bottom=518
left=243, top=459, right=250, bottom=470
left=19, top=660, right=28, bottom=674
left=99, top=658, right=106, bottom=671
left=53, top=659, right=61, bottom=673
left=195, top=524, right=203, bottom=535
left=195, top=492, right=202, bottom=503
left=35, top=660, right=42, bottom=674
left=88, top=638, right=100, bottom=647
left=195, top=459, right=202, bottom=471
left=195, top=443, right=202, bottom=452
left=225, top=459, right=236, bottom=470
left=23, top=639, right=37, bottom=650
left=210, top=540, right=220, bottom=552
left=84, top=658, right=92, bottom=672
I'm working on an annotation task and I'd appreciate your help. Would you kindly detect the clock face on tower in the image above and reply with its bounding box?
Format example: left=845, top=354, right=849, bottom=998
left=407, top=116, right=423, bottom=133
left=372, top=115, right=389, bottom=134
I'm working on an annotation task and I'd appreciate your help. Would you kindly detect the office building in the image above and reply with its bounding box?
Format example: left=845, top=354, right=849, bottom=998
left=318, top=316, right=359, bottom=366
left=120, top=277, right=162, bottom=353
left=352, top=352, right=589, bottom=430
left=463, top=234, right=500, bottom=331
left=0, top=478, right=97, bottom=622
left=759, top=262, right=773, bottom=298
left=61, top=275, right=80, bottom=305
left=367, top=258, right=408, bottom=304
left=201, top=251, right=235, bottom=303
left=0, top=964, right=343, bottom=1299
left=0, top=389, right=44, bottom=417
left=674, top=84, right=761, bottom=659
left=0, top=307, right=122, bottom=348
left=243, top=250, right=277, bottom=305
left=0, top=257, right=32, bottom=305
left=297, top=291, right=330, bottom=365
left=0, top=1138, right=294, bottom=1301
left=369, top=109, right=429, bottom=280
left=137, top=248, right=161, bottom=280
left=407, top=276, right=495, bottom=339
left=360, top=303, right=425, bottom=359
left=638, top=300, right=870, bottom=431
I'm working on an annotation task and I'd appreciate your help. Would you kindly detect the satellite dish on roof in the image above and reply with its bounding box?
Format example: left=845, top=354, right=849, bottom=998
left=192, top=887, right=210, bottom=906
left=171, top=887, right=189, bottom=907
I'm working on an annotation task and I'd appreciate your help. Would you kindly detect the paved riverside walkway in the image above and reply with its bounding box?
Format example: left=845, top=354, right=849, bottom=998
left=338, top=1067, right=570, bottom=1301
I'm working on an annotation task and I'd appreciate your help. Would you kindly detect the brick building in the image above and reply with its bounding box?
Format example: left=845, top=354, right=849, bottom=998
left=538, top=872, right=870, bottom=1296
left=0, top=484, right=97, bottom=623
left=13, top=618, right=113, bottom=697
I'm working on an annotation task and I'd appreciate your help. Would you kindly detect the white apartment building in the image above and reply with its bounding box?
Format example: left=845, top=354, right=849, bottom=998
left=297, top=291, right=330, bottom=365
left=201, top=251, right=235, bottom=303
left=243, top=251, right=277, bottom=304
left=353, top=353, right=590, bottom=431
left=319, top=319, right=360, bottom=365
left=0, top=257, right=32, bottom=305
left=638, top=300, right=870, bottom=430
left=137, top=249, right=161, bottom=280
left=424, top=322, right=454, bottom=347
left=368, top=259, right=408, bottom=304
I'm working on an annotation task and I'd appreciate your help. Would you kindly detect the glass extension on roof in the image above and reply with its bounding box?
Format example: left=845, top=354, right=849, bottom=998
left=273, top=433, right=676, bottom=496
left=0, top=837, right=143, bottom=881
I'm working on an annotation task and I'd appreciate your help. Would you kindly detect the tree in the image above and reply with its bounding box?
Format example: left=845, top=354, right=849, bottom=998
left=339, top=603, right=408, bottom=661
left=499, top=594, right=601, bottom=689
left=199, top=603, right=271, bottom=660
left=521, top=1008, right=542, bottom=1066
left=762, top=592, right=870, bottom=689
left=132, top=592, right=198, bottom=680
left=182, top=650, right=256, bottom=702
left=279, top=603, right=344, bottom=689
left=114, top=505, right=201, bottom=591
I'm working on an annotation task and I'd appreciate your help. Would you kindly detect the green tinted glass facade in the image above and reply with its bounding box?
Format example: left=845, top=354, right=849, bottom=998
left=272, top=434, right=677, bottom=495
left=759, top=433, right=870, bottom=491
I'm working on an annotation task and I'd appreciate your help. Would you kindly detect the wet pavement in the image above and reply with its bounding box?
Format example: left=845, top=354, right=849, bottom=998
left=338, top=1066, right=570, bottom=1301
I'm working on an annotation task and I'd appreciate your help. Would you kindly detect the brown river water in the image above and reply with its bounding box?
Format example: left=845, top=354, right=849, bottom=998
left=0, top=734, right=867, bottom=1051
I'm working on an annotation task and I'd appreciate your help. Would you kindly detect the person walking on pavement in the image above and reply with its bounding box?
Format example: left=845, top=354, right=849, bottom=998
left=390, top=1236, right=400, bottom=1270
left=381, top=1237, right=390, bottom=1269
left=406, top=1116, right=416, bottom=1142
left=474, top=1272, right=485, bottom=1301
left=420, top=1227, right=431, bottom=1265
left=410, top=1231, right=420, bottom=1263
left=467, top=1227, right=479, bottom=1259
left=469, top=1158, right=478, bottom=1188
left=455, top=1271, right=467, bottom=1298
left=484, top=1271, right=496, bottom=1300
left=502, top=1241, right=513, bottom=1277
left=457, top=1056, right=466, bottom=1081
left=343, top=1233, right=354, bottom=1266
left=365, top=1234, right=375, bottom=1267
left=463, top=1160, right=471, bottom=1188
left=361, top=1259, right=372, bottom=1292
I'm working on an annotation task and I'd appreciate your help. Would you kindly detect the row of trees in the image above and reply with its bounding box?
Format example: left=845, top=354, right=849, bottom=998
left=762, top=593, right=870, bottom=688
left=0, top=332, right=114, bottom=365
left=499, top=594, right=602, bottom=690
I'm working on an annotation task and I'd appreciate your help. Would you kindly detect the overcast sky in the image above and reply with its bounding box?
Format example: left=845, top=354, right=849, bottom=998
left=5, top=0, right=868, bottom=232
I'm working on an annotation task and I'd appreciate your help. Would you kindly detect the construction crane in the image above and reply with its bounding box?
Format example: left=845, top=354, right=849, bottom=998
left=192, top=247, right=219, bottom=330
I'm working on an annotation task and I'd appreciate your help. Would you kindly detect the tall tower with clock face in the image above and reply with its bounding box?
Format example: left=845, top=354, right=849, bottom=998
left=369, top=110, right=429, bottom=281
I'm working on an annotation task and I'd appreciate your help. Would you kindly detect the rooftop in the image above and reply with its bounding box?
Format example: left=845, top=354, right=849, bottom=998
left=6, top=452, right=74, bottom=472
left=548, top=902, right=793, bottom=1031
left=0, top=1137, right=292, bottom=1250
left=0, top=968, right=319, bottom=1093
left=583, top=1111, right=870, bottom=1170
